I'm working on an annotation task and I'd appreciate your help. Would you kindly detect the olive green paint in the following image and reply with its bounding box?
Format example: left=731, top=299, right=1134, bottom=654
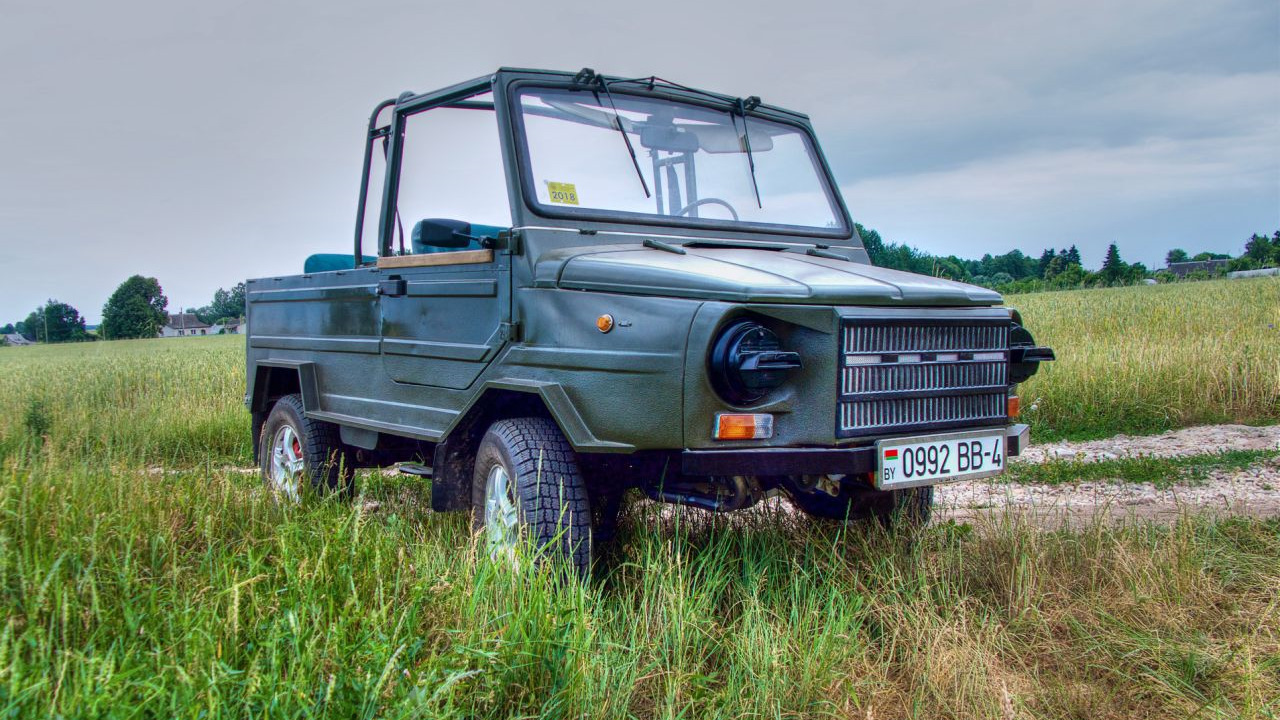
left=246, top=68, right=1044, bottom=482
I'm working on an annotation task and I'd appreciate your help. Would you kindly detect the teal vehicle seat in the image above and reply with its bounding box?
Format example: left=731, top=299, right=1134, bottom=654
left=304, top=253, right=377, bottom=273
left=411, top=219, right=508, bottom=254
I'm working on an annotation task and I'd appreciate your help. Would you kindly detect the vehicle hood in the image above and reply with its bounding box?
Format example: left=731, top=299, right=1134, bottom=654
left=534, top=245, right=1002, bottom=306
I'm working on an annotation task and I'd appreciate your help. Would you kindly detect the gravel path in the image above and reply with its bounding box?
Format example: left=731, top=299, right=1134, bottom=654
left=1014, top=424, right=1279, bottom=464
left=937, top=424, right=1280, bottom=526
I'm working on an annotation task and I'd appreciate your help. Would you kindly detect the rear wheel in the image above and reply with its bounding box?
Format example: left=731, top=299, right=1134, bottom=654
left=258, top=394, right=353, bottom=501
left=471, top=418, right=593, bottom=577
left=786, top=476, right=933, bottom=532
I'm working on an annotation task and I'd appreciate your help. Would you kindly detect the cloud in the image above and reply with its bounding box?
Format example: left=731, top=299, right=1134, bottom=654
left=845, top=124, right=1278, bottom=267
left=0, top=0, right=1276, bottom=322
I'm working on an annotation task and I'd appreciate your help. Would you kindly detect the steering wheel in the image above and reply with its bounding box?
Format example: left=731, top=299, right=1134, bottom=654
left=675, top=197, right=740, bottom=221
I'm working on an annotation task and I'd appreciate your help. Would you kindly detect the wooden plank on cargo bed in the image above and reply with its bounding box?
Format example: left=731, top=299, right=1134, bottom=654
left=376, top=249, right=493, bottom=269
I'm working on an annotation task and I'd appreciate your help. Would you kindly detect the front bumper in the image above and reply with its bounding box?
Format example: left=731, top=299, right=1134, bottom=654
left=681, top=423, right=1029, bottom=476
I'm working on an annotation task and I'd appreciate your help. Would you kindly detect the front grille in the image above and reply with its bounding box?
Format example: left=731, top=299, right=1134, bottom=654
left=838, top=320, right=1009, bottom=437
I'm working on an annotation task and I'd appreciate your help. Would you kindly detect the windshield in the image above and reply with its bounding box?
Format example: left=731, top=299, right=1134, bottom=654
left=515, top=87, right=847, bottom=234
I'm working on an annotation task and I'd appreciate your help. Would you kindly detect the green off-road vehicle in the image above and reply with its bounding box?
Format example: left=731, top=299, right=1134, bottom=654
left=246, top=67, right=1053, bottom=575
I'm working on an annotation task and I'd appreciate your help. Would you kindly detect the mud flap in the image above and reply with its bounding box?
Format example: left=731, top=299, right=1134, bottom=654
left=430, top=438, right=473, bottom=512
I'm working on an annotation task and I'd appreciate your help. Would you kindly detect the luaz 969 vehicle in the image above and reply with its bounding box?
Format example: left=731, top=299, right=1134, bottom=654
left=247, top=67, right=1054, bottom=576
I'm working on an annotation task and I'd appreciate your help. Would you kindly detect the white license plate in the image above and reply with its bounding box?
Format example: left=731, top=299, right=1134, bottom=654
left=875, top=429, right=1006, bottom=489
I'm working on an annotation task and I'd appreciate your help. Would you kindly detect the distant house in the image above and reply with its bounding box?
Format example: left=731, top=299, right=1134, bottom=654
left=1166, top=259, right=1229, bottom=277
left=217, top=318, right=245, bottom=335
left=2, top=333, right=33, bottom=346
left=160, top=313, right=211, bottom=337
left=1227, top=267, right=1280, bottom=279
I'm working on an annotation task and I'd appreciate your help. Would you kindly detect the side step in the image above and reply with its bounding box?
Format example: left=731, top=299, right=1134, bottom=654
left=397, top=463, right=433, bottom=478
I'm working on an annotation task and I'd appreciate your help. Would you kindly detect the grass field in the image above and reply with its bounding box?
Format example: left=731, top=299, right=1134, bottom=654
left=0, top=277, right=1277, bottom=718
left=1011, top=276, right=1279, bottom=439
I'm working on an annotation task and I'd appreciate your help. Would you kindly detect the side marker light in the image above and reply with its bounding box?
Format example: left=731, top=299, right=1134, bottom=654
left=714, top=413, right=774, bottom=440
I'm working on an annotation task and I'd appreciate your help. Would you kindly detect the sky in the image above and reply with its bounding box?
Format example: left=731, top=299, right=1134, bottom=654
left=1, top=0, right=1277, bottom=324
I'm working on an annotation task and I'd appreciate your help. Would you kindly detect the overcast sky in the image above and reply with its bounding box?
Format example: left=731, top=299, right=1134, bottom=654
left=2, top=0, right=1277, bottom=323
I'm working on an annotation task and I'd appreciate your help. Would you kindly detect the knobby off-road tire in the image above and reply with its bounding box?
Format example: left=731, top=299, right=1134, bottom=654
left=258, top=394, right=353, bottom=501
left=471, top=417, right=593, bottom=578
left=787, top=479, right=933, bottom=534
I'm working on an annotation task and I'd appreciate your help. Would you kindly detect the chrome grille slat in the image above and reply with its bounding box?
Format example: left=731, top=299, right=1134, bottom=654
left=841, top=361, right=1007, bottom=395
left=842, top=323, right=1007, bottom=354
left=839, top=393, right=1006, bottom=432
left=838, top=321, right=1009, bottom=436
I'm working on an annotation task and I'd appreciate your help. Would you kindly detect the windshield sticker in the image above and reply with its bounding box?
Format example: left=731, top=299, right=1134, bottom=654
left=546, top=181, right=579, bottom=205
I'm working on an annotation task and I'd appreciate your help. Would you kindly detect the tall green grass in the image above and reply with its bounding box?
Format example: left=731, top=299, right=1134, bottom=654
left=1, top=457, right=1277, bottom=718
left=0, top=279, right=1277, bottom=717
left=1012, top=276, right=1279, bottom=439
left=0, top=336, right=249, bottom=464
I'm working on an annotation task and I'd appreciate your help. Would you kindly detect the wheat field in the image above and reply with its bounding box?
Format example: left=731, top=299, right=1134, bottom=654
left=1010, top=276, right=1279, bottom=439
left=0, top=277, right=1277, bottom=718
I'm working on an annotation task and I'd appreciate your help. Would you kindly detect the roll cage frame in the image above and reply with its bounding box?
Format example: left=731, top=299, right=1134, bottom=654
left=351, top=67, right=857, bottom=267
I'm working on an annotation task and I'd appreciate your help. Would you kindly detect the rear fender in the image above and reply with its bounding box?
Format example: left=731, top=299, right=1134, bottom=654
left=247, top=361, right=318, bottom=463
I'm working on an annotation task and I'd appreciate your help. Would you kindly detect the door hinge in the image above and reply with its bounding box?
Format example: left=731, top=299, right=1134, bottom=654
left=497, top=230, right=522, bottom=256
left=377, top=278, right=407, bottom=296
left=502, top=321, right=522, bottom=343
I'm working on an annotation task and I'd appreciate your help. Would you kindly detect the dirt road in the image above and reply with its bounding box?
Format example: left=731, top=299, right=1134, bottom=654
left=937, top=424, right=1280, bottom=525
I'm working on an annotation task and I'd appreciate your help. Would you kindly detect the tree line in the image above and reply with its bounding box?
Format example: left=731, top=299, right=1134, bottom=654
left=857, top=226, right=1279, bottom=292
left=2, top=277, right=246, bottom=344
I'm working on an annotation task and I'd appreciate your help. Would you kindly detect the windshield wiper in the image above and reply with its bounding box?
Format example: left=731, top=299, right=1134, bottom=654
left=643, top=238, right=687, bottom=255
left=575, top=68, right=651, bottom=199
left=683, top=239, right=792, bottom=250
left=732, top=97, right=763, bottom=209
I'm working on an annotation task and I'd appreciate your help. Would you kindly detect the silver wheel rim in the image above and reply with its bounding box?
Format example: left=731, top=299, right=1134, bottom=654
left=484, top=464, right=519, bottom=559
left=268, top=424, right=304, bottom=502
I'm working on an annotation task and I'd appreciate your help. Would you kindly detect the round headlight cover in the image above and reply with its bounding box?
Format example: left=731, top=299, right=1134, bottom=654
left=709, top=320, right=802, bottom=405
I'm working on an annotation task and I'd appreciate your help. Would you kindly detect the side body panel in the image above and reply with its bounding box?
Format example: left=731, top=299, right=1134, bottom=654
left=248, top=267, right=459, bottom=441
left=246, top=265, right=698, bottom=451
left=379, top=255, right=511, bottom=390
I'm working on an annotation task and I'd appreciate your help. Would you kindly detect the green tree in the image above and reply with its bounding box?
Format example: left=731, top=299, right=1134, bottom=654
left=986, top=250, right=1037, bottom=280
left=1043, top=255, right=1066, bottom=279
left=1037, top=248, right=1056, bottom=278
left=1244, top=232, right=1279, bottom=266
left=1191, top=251, right=1230, bottom=261
left=0, top=323, right=13, bottom=335
left=1064, top=245, right=1082, bottom=267
left=22, top=300, right=88, bottom=343
left=101, top=276, right=169, bottom=340
left=854, top=223, right=888, bottom=265
left=1049, top=263, right=1088, bottom=288
left=931, top=257, right=966, bottom=281
left=1165, top=248, right=1188, bottom=265
left=1100, top=243, right=1128, bottom=284
left=1227, top=256, right=1259, bottom=272
left=196, top=282, right=248, bottom=324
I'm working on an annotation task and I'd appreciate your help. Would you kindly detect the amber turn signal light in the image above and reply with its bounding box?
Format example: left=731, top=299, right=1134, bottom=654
left=596, top=314, right=614, bottom=333
left=1007, top=395, right=1020, bottom=418
left=714, top=413, right=774, bottom=440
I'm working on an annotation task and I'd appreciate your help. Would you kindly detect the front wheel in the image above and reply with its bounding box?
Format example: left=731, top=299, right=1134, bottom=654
left=470, top=418, right=593, bottom=577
